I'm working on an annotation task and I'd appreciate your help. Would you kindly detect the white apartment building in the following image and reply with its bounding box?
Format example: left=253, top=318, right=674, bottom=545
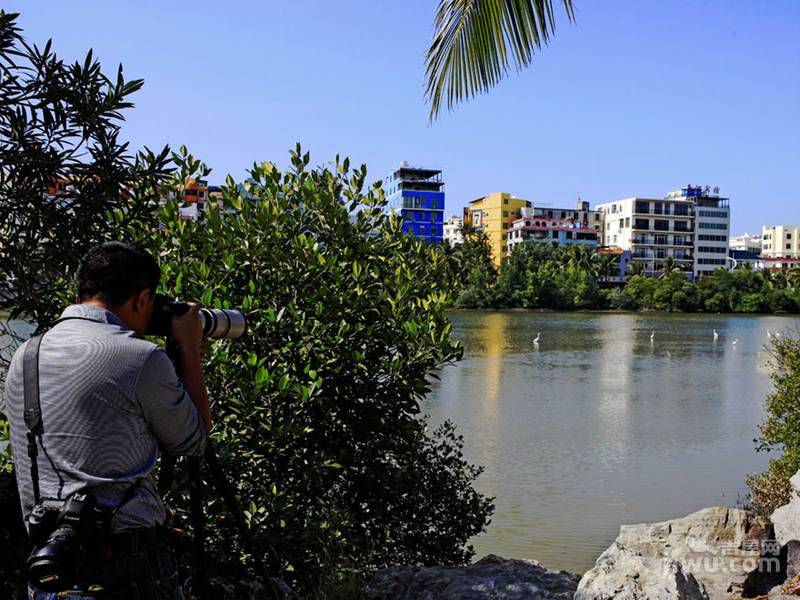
left=596, top=186, right=730, bottom=279
left=729, top=232, right=762, bottom=255
left=762, top=225, right=799, bottom=258
left=443, top=215, right=464, bottom=247
left=689, top=189, right=731, bottom=279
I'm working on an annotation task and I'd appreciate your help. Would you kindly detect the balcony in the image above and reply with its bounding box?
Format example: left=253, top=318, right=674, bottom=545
left=632, top=236, right=694, bottom=246
left=635, top=210, right=695, bottom=217
left=632, top=251, right=693, bottom=261
left=632, top=224, right=694, bottom=234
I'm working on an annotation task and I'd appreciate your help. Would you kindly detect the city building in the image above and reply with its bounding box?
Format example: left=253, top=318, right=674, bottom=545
left=464, top=192, right=531, bottom=267
left=682, top=186, right=730, bottom=279
left=160, top=178, right=210, bottom=222
left=506, top=207, right=599, bottom=254
left=443, top=215, right=464, bottom=247
left=763, top=257, right=800, bottom=271
left=596, top=185, right=730, bottom=279
left=384, top=162, right=445, bottom=243
left=730, top=233, right=762, bottom=256
left=729, top=249, right=763, bottom=271
left=532, top=199, right=604, bottom=238
left=762, top=225, right=799, bottom=258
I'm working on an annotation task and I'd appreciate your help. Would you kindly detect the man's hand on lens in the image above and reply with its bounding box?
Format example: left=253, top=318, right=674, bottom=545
left=171, top=303, right=203, bottom=357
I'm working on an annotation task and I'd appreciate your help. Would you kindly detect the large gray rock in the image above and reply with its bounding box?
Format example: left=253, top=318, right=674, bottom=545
left=772, top=471, right=800, bottom=547
left=575, top=507, right=773, bottom=600
left=365, top=554, right=579, bottom=599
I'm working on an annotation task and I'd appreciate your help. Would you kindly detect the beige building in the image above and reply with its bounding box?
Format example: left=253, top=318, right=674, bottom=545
left=465, top=192, right=531, bottom=267
left=762, top=225, right=799, bottom=258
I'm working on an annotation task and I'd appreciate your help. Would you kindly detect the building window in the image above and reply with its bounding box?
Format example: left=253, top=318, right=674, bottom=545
left=503, top=198, right=508, bottom=204
left=699, top=222, right=728, bottom=230
left=654, top=220, right=669, bottom=231
left=788, top=244, right=792, bottom=250
left=502, top=210, right=509, bottom=217
left=502, top=222, right=508, bottom=229
left=625, top=217, right=630, bottom=227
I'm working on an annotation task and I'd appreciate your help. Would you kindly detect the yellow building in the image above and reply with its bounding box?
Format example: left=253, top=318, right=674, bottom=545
left=465, top=192, right=531, bottom=267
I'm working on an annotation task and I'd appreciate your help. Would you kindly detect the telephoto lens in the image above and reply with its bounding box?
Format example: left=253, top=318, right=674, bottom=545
left=146, top=294, right=247, bottom=339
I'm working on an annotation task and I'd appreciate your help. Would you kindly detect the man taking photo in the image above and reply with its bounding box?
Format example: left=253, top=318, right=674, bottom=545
left=3, top=241, right=210, bottom=599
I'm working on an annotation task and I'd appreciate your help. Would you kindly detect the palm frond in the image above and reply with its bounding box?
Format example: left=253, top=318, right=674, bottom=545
left=425, top=0, right=575, bottom=121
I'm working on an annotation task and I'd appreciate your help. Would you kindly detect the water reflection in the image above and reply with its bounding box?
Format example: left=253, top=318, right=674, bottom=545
left=429, top=311, right=798, bottom=574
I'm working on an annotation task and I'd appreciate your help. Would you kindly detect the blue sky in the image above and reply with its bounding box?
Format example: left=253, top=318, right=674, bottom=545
left=8, top=1, right=799, bottom=234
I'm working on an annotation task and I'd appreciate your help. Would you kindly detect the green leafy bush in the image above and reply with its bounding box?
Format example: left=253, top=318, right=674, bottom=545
left=138, top=148, right=495, bottom=593
left=747, top=332, right=800, bottom=516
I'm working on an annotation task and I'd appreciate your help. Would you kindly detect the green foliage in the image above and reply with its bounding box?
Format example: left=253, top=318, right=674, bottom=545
left=747, top=332, right=800, bottom=516
left=0, top=11, right=171, bottom=339
left=425, top=0, right=575, bottom=120
left=454, top=241, right=800, bottom=314
left=451, top=222, right=498, bottom=308
left=139, top=147, right=495, bottom=593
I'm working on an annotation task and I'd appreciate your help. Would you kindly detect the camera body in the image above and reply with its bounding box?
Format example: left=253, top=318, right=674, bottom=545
left=146, top=293, right=247, bottom=339
left=27, top=493, right=112, bottom=592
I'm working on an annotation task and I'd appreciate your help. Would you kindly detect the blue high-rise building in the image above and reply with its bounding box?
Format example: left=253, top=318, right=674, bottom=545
left=384, top=162, right=445, bottom=243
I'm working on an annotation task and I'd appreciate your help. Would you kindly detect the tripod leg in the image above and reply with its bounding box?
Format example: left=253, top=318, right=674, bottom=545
left=158, top=454, right=176, bottom=496
left=188, top=456, right=209, bottom=598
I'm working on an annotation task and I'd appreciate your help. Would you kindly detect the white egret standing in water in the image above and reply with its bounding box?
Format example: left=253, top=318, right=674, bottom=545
left=732, top=339, right=739, bottom=346
left=533, top=332, right=540, bottom=347
left=713, top=329, right=719, bottom=341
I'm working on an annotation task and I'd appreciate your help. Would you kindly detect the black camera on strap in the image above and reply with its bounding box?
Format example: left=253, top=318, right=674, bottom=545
left=26, top=493, right=113, bottom=591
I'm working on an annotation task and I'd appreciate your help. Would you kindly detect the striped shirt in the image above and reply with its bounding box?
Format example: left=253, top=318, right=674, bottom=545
left=1, top=303, right=207, bottom=532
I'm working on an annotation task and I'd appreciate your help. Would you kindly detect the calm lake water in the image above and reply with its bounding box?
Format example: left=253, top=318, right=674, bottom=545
left=427, top=311, right=799, bottom=574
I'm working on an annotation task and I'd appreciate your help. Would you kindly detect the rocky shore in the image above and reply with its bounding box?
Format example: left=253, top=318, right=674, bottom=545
left=367, top=473, right=800, bottom=600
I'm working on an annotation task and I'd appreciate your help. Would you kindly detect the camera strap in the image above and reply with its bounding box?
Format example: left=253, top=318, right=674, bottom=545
left=22, top=316, right=104, bottom=504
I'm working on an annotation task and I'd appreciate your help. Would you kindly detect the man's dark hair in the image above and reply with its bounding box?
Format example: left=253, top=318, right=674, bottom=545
left=77, top=241, right=160, bottom=306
